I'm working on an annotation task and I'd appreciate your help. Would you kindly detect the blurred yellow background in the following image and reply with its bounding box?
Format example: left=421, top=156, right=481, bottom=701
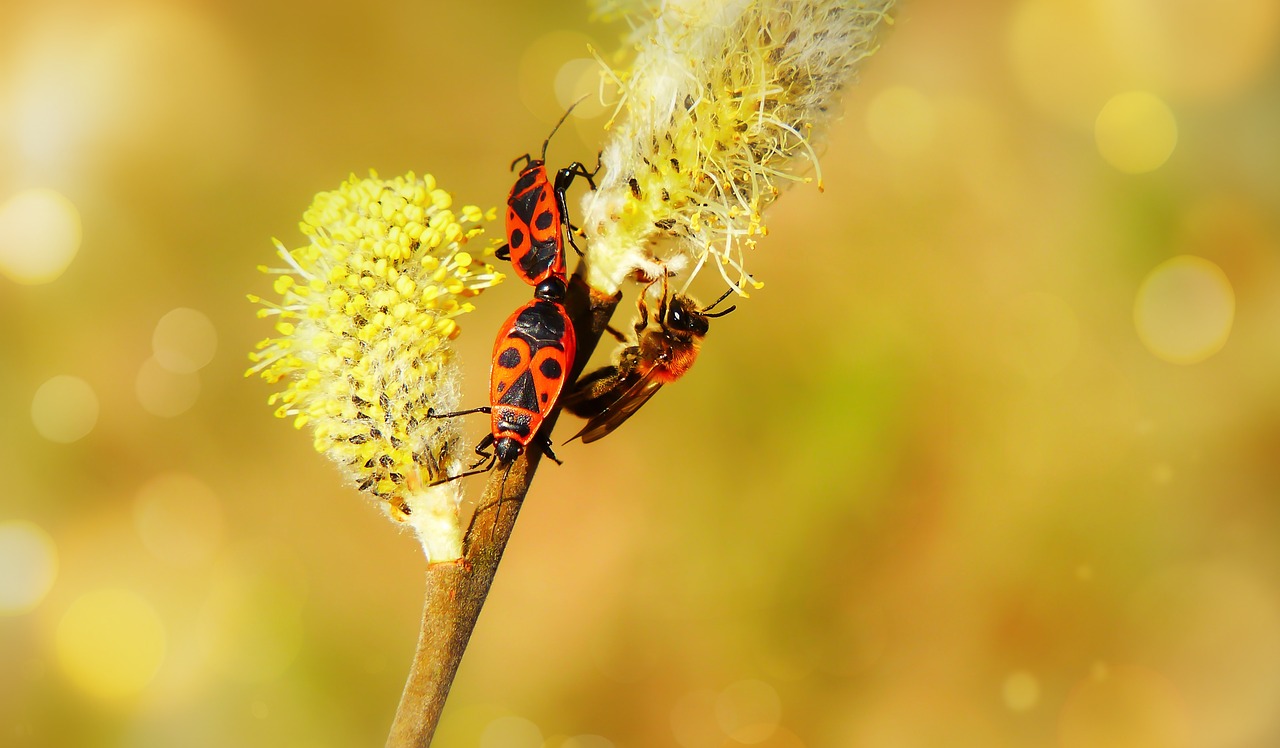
left=3, top=0, right=1280, bottom=746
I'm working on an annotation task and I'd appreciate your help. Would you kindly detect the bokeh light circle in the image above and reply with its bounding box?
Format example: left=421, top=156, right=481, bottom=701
left=0, top=188, right=82, bottom=284
left=479, top=715, right=543, bottom=748
left=152, top=307, right=217, bottom=373
left=1127, top=563, right=1280, bottom=746
left=1134, top=256, right=1234, bottom=364
left=81, top=6, right=251, bottom=176
left=134, top=472, right=224, bottom=567
left=715, top=679, right=782, bottom=743
left=1095, top=92, right=1177, bottom=174
left=136, top=357, right=201, bottom=417
left=561, top=736, right=616, bottom=748
left=1003, top=670, right=1040, bottom=711
left=31, top=375, right=99, bottom=443
left=0, top=520, right=58, bottom=615
left=671, top=689, right=721, bottom=748
left=1007, top=0, right=1128, bottom=128
left=518, top=31, right=597, bottom=125
left=55, top=588, right=167, bottom=701
left=1060, top=665, right=1189, bottom=748
left=555, top=57, right=608, bottom=121
left=866, top=86, right=937, bottom=158
left=1098, top=0, right=1280, bottom=99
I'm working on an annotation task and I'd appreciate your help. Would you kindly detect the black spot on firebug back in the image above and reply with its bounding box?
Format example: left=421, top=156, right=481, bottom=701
left=498, top=347, right=522, bottom=369
left=538, top=358, right=562, bottom=380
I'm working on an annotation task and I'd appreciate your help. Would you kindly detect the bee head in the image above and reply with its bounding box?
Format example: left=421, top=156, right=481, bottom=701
left=665, top=295, right=710, bottom=336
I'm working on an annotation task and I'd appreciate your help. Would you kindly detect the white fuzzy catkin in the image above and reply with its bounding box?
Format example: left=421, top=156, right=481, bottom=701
left=582, top=0, right=895, bottom=296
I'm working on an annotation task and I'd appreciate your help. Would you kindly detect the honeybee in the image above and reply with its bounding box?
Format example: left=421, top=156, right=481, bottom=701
left=563, top=278, right=735, bottom=442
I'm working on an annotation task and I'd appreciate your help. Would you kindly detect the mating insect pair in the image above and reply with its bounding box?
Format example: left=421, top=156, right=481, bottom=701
left=426, top=108, right=592, bottom=483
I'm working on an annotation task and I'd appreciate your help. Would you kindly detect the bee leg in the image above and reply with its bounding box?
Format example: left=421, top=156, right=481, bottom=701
left=634, top=285, right=654, bottom=336
left=656, top=274, right=670, bottom=323
left=604, top=324, right=628, bottom=344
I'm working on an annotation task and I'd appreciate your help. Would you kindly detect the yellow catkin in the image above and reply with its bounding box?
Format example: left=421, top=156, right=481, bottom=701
left=248, top=171, right=504, bottom=562
left=583, top=0, right=895, bottom=296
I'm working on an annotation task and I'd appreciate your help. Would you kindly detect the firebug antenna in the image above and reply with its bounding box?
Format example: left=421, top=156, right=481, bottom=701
left=541, top=94, right=591, bottom=162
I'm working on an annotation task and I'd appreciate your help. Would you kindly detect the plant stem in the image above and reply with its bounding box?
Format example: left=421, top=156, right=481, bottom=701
left=386, top=272, right=620, bottom=747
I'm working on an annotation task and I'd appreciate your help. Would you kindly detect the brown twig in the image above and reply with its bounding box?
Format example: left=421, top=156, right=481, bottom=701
left=386, top=271, right=621, bottom=747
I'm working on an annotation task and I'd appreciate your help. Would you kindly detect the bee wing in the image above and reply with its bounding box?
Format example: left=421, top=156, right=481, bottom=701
left=562, top=363, right=625, bottom=416
left=568, top=366, right=666, bottom=444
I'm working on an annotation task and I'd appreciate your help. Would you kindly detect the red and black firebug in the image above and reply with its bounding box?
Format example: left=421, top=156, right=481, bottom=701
left=429, top=277, right=577, bottom=482
left=494, top=105, right=598, bottom=287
